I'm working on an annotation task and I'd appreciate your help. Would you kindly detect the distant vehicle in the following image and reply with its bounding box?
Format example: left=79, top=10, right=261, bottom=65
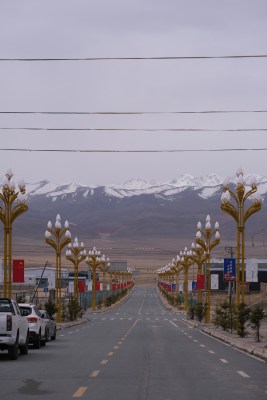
left=0, top=298, right=29, bottom=360
left=39, top=310, right=56, bottom=341
left=19, top=303, right=47, bottom=349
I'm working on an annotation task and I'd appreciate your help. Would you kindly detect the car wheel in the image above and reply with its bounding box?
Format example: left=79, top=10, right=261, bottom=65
left=20, top=331, right=29, bottom=355
left=8, top=335, right=19, bottom=360
left=33, top=332, right=41, bottom=349
left=41, top=329, right=48, bottom=346
left=51, top=327, right=56, bottom=341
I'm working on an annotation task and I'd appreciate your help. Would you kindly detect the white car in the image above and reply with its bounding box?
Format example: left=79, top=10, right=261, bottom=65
left=19, top=304, right=47, bottom=349
left=39, top=310, right=57, bottom=341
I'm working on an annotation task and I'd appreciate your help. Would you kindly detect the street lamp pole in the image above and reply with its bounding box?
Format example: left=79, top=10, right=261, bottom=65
left=179, top=249, right=194, bottom=313
left=66, top=237, right=87, bottom=302
left=99, top=257, right=110, bottom=306
left=0, top=169, right=28, bottom=297
left=45, top=214, right=71, bottom=322
left=221, top=168, right=262, bottom=304
left=195, top=215, right=220, bottom=323
left=191, top=242, right=207, bottom=304
left=86, top=247, right=105, bottom=311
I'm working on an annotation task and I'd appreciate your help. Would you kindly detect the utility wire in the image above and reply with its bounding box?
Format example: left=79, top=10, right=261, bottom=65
left=0, top=127, right=266, bottom=133
left=0, top=148, right=266, bottom=153
left=0, top=54, right=267, bottom=62
left=0, top=110, right=267, bottom=115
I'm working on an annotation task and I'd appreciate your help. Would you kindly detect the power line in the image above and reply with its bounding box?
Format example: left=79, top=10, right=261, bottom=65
left=0, top=54, right=267, bottom=62
left=0, top=127, right=267, bottom=133
left=1, top=109, right=267, bottom=115
left=0, top=147, right=266, bottom=153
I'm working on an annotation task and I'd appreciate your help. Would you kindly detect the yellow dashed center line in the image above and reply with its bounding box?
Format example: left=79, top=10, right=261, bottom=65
left=73, top=387, right=88, bottom=397
left=113, top=345, right=119, bottom=349
left=101, top=359, right=109, bottom=365
left=108, top=351, right=114, bottom=356
left=90, top=370, right=100, bottom=378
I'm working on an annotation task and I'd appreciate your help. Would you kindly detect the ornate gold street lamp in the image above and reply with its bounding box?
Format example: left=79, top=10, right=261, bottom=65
left=45, top=214, right=71, bottom=322
left=179, top=249, right=194, bottom=313
left=66, top=237, right=87, bottom=302
left=191, top=243, right=207, bottom=304
left=221, top=168, right=262, bottom=304
left=99, top=257, right=110, bottom=306
left=0, top=169, right=28, bottom=297
left=171, top=257, right=183, bottom=306
left=195, top=215, right=220, bottom=323
left=86, top=247, right=105, bottom=311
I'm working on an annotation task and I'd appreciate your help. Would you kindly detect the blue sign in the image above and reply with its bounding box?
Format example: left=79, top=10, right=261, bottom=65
left=43, top=287, right=49, bottom=292
left=192, top=281, right=197, bottom=291
left=224, top=258, right=236, bottom=281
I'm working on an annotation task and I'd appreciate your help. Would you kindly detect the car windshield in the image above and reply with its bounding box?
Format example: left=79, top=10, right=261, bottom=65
left=19, top=307, right=32, bottom=316
left=0, top=300, right=12, bottom=313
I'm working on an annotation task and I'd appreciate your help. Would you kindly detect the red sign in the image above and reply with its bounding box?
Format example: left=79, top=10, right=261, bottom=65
left=13, top=259, right=24, bottom=283
left=78, top=280, right=85, bottom=293
left=197, top=274, right=205, bottom=289
left=96, top=282, right=100, bottom=291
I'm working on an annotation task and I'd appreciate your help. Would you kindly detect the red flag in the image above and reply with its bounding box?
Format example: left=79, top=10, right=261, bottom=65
left=197, top=274, right=205, bottom=289
left=96, top=282, right=100, bottom=291
left=13, top=259, right=24, bottom=283
left=78, top=280, right=85, bottom=293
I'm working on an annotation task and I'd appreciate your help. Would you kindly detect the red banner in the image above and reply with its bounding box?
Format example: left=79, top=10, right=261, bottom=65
left=13, top=259, right=24, bottom=283
left=96, top=282, right=100, bottom=291
left=78, top=280, right=85, bottom=293
left=197, top=274, right=205, bottom=289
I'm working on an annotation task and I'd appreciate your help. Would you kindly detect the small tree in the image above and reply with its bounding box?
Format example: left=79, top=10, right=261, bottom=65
left=44, top=299, right=57, bottom=319
left=250, top=305, right=265, bottom=342
left=195, top=303, right=205, bottom=322
left=236, top=303, right=250, bottom=337
left=67, top=295, right=81, bottom=321
left=187, top=304, right=195, bottom=320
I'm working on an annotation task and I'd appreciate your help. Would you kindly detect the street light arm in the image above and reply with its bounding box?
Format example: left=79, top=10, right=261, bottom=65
left=45, top=238, right=58, bottom=252
left=220, top=203, right=239, bottom=223
left=59, top=237, right=72, bottom=252
left=66, top=255, right=75, bottom=264
left=243, top=187, right=257, bottom=203
left=0, top=207, right=5, bottom=224
left=209, top=238, right=221, bottom=252
left=195, top=237, right=207, bottom=251
left=243, top=203, right=262, bottom=224
left=10, top=204, right=28, bottom=224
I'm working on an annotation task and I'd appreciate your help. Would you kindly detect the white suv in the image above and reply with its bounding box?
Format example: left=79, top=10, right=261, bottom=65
left=19, top=304, right=47, bottom=349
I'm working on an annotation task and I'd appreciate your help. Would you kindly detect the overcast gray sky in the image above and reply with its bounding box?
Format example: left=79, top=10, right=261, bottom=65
left=0, top=0, right=267, bottom=186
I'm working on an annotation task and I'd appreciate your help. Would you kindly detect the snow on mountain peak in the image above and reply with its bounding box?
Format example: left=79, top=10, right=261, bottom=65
left=24, top=173, right=267, bottom=200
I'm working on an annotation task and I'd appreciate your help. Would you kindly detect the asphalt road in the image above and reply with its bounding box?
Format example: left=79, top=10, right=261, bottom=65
left=1, top=286, right=267, bottom=400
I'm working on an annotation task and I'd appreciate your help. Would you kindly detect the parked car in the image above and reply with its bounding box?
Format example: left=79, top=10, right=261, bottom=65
left=0, top=298, right=29, bottom=360
left=18, top=303, right=47, bottom=349
left=39, top=310, right=56, bottom=341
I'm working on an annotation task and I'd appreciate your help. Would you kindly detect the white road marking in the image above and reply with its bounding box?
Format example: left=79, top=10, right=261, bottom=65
left=237, top=371, right=250, bottom=378
left=220, top=359, right=229, bottom=364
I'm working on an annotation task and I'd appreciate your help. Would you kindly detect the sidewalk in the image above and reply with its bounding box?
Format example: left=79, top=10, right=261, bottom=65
left=159, top=290, right=267, bottom=362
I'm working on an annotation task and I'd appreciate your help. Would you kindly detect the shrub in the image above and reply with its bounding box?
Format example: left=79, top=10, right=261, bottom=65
left=250, top=305, right=265, bottom=342
left=187, top=305, right=195, bottom=320
left=44, top=299, right=57, bottom=319
left=236, top=303, right=250, bottom=337
left=195, top=303, right=205, bottom=322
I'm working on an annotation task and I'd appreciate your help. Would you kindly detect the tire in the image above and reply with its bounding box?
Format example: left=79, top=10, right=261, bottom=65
left=51, top=328, right=56, bottom=341
left=41, top=330, right=47, bottom=346
left=33, top=333, right=41, bottom=349
left=20, top=331, right=29, bottom=355
left=8, top=336, right=19, bottom=360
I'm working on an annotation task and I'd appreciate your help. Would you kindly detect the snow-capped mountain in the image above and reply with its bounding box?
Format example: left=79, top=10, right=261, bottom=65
left=26, top=173, right=267, bottom=201
left=6, top=174, right=267, bottom=243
